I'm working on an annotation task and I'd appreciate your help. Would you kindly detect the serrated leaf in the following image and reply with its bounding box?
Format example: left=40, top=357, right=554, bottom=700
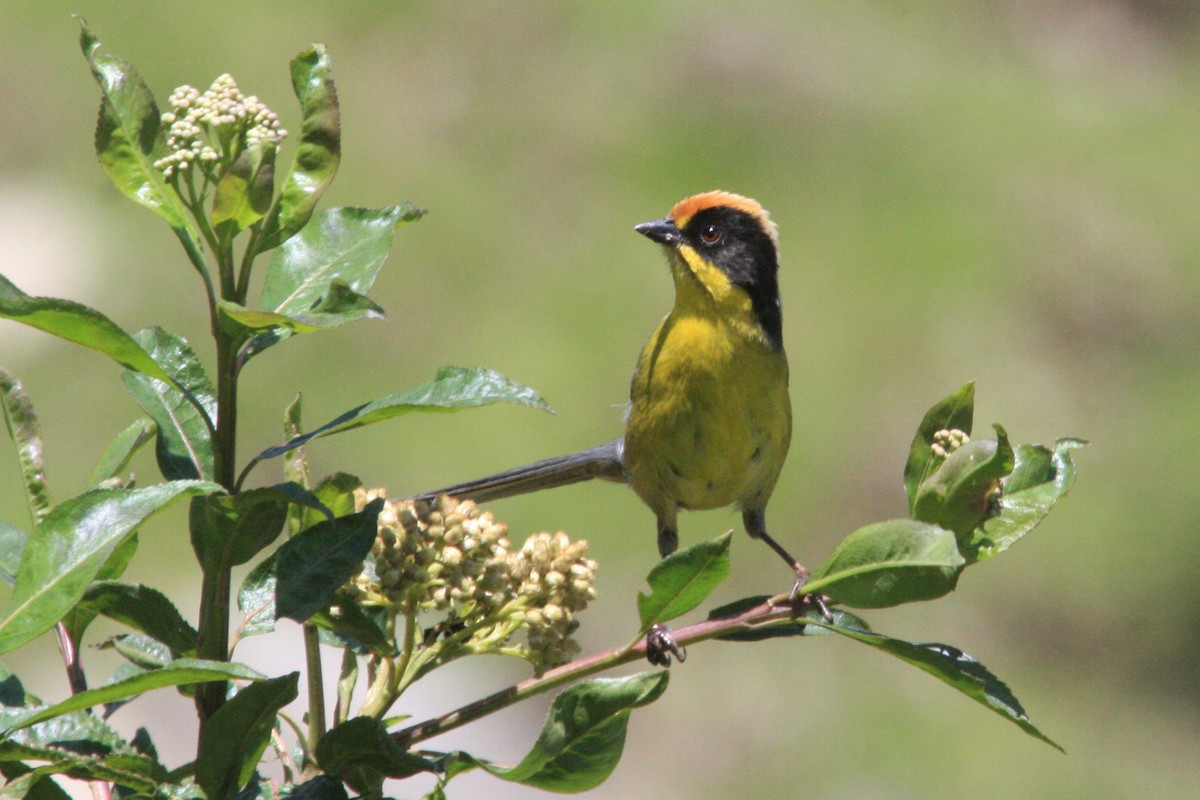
left=246, top=367, right=551, bottom=469
left=0, top=370, right=50, bottom=527
left=78, top=21, right=200, bottom=247
left=315, top=717, right=433, bottom=795
left=636, top=532, right=731, bottom=628
left=812, top=620, right=1063, bottom=751
left=254, top=45, right=341, bottom=254
left=76, top=581, right=198, bottom=656
left=904, top=382, right=974, bottom=512
left=274, top=500, right=381, bottom=623
left=804, top=519, right=965, bottom=608
left=88, top=418, right=156, bottom=488
left=964, top=438, right=1084, bottom=562
left=0, top=480, right=222, bottom=654
left=196, top=673, right=299, bottom=800
left=482, top=672, right=669, bottom=792
left=0, top=278, right=169, bottom=382
left=0, top=659, right=264, bottom=735
left=122, top=327, right=216, bottom=481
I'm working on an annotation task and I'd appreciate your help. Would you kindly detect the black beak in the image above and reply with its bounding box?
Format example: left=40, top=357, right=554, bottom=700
left=634, top=217, right=681, bottom=246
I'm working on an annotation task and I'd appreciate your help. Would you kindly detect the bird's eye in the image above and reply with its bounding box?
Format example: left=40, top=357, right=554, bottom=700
left=699, top=225, right=722, bottom=245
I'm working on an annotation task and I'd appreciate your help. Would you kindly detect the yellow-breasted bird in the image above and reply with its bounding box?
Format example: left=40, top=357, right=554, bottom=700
left=422, top=192, right=813, bottom=652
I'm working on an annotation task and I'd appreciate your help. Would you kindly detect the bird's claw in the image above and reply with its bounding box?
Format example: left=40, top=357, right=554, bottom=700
left=645, top=623, right=686, bottom=667
left=785, top=572, right=834, bottom=623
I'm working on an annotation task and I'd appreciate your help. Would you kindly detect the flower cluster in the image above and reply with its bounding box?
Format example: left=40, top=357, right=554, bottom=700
left=930, top=428, right=970, bottom=459
left=154, top=74, right=287, bottom=178
left=348, top=491, right=598, bottom=668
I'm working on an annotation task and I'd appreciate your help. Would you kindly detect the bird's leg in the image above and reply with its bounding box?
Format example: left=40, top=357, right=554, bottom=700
left=742, top=508, right=833, bottom=621
left=644, top=518, right=686, bottom=666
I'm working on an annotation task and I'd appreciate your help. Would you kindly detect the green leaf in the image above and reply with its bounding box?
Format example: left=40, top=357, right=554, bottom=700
left=78, top=21, right=200, bottom=247
left=706, top=598, right=872, bottom=643
left=246, top=205, right=407, bottom=359
left=280, top=776, right=348, bottom=800
left=964, top=438, right=1085, bottom=562
left=247, top=367, right=551, bottom=468
left=274, top=500, right=382, bottom=622
left=0, top=522, right=26, bottom=588
left=904, top=382, right=974, bottom=513
left=294, top=472, right=361, bottom=536
left=189, top=486, right=291, bottom=572
left=0, top=663, right=28, bottom=707
left=218, top=283, right=384, bottom=349
left=254, top=45, right=342, bottom=254
left=235, top=554, right=278, bottom=641
left=912, top=426, right=1014, bottom=540
left=636, top=531, right=731, bottom=629
left=0, top=370, right=50, bottom=527
left=804, top=519, right=965, bottom=608
left=196, top=673, right=298, bottom=800
left=98, top=633, right=172, bottom=670
left=483, top=672, right=669, bottom=791
left=0, top=481, right=222, bottom=654
left=122, top=328, right=216, bottom=481
left=88, top=418, right=156, bottom=488
left=0, top=761, right=75, bottom=800
left=76, top=581, right=198, bottom=656
left=0, top=659, right=265, bottom=735
left=307, top=590, right=390, bottom=653
left=0, top=277, right=170, bottom=382
left=315, top=717, right=432, bottom=795
left=813, top=620, right=1063, bottom=751
left=212, top=144, right=277, bottom=235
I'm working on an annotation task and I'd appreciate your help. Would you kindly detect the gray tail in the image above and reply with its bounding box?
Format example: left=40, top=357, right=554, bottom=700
left=416, top=438, right=626, bottom=504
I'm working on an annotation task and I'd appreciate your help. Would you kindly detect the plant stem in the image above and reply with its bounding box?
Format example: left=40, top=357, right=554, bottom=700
left=302, top=622, right=326, bottom=754
left=392, top=594, right=816, bottom=747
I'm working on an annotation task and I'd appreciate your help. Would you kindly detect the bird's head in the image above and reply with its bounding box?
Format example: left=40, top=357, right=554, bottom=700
left=635, top=191, right=782, bottom=350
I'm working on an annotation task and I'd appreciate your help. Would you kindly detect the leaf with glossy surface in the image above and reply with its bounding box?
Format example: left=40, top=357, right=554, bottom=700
left=965, top=438, right=1084, bottom=562
left=235, top=554, right=278, bottom=641
left=254, top=45, right=341, bottom=254
left=0, top=370, right=50, bottom=527
left=912, top=427, right=1013, bottom=540
left=813, top=620, right=1063, bottom=751
left=248, top=367, right=551, bottom=467
left=212, top=145, right=276, bottom=235
left=0, top=480, right=222, bottom=654
left=275, top=500, right=382, bottom=622
left=904, top=382, right=974, bottom=512
left=0, top=659, right=265, bottom=735
left=636, top=532, right=731, bottom=628
left=804, top=519, right=965, bottom=608
left=88, top=418, right=156, bottom=488
left=196, top=673, right=298, bottom=800
left=315, top=717, right=432, bottom=795
left=246, top=205, right=408, bottom=359
left=79, top=22, right=198, bottom=246
left=189, top=486, right=292, bottom=572
left=76, top=582, right=198, bottom=656
left=0, top=278, right=170, bottom=382
left=122, top=328, right=215, bottom=481
left=0, top=522, right=25, bottom=588
left=484, top=672, right=669, bottom=792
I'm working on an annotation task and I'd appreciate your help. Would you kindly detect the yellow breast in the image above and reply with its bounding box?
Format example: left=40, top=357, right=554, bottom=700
left=623, top=301, right=791, bottom=517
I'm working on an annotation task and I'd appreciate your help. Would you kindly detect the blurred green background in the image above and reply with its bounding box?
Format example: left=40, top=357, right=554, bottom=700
left=2, top=1, right=1198, bottom=798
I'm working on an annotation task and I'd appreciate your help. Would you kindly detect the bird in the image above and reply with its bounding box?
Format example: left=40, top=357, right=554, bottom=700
left=420, top=191, right=814, bottom=658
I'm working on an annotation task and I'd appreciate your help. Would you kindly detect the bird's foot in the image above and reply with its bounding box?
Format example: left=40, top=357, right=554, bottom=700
left=779, top=567, right=834, bottom=623
left=644, top=623, right=687, bottom=667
